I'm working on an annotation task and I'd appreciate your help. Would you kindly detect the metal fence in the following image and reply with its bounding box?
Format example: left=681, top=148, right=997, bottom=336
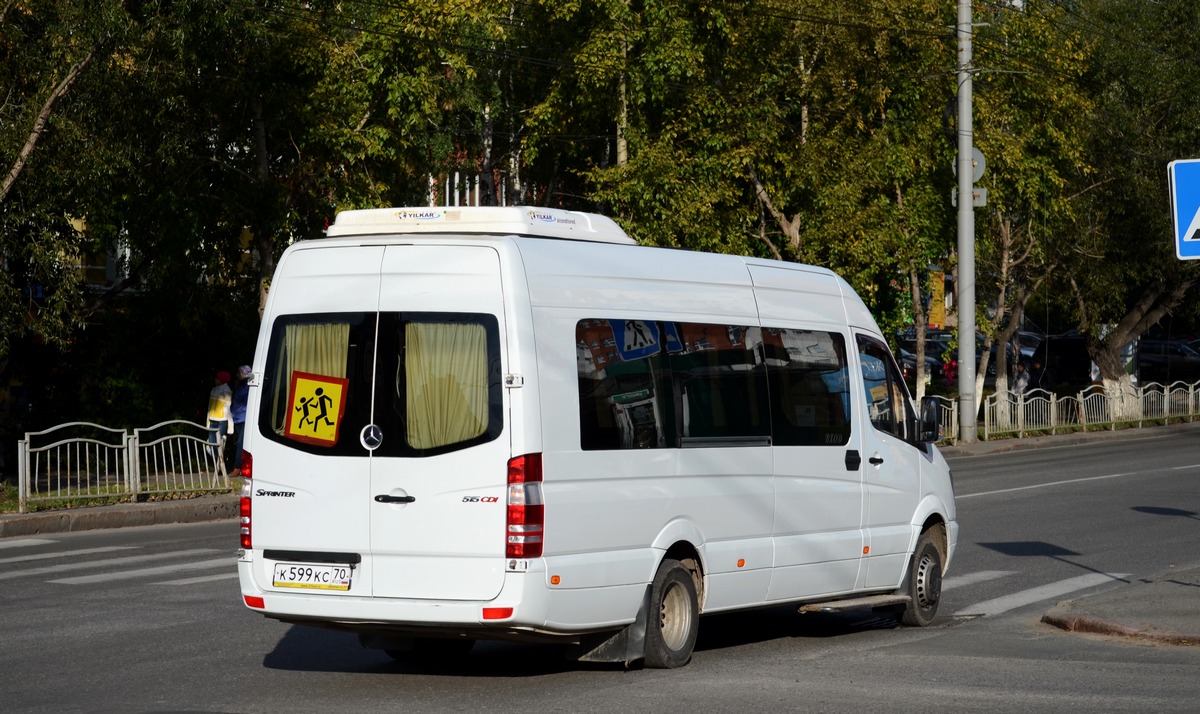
left=17, top=420, right=230, bottom=513
left=17, top=379, right=1199, bottom=510
left=975, top=380, right=1200, bottom=442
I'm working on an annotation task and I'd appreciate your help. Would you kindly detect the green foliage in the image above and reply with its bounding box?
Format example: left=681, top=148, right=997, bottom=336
left=1066, top=0, right=1200, bottom=330
left=4, top=0, right=1200, bottom=437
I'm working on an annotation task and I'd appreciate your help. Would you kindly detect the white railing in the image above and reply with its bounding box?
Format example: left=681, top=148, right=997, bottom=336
left=17, top=420, right=229, bottom=513
left=17, top=382, right=1199, bottom=509
left=975, top=380, right=1200, bottom=442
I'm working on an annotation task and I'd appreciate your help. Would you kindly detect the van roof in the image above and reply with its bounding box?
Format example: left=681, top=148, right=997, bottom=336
left=325, top=206, right=636, bottom=245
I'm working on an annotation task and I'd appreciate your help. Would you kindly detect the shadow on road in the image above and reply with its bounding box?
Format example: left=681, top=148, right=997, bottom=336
left=260, top=605, right=907, bottom=676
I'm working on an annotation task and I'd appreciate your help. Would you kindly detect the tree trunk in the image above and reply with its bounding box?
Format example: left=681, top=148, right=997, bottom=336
left=1, top=42, right=101, bottom=204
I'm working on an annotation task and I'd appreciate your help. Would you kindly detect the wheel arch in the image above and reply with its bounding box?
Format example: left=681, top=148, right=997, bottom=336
left=651, top=521, right=706, bottom=611
left=912, top=496, right=952, bottom=572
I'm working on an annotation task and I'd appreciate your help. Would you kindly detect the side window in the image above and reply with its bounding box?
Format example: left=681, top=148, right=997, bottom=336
left=669, top=323, right=770, bottom=444
left=856, top=335, right=915, bottom=441
left=578, top=319, right=671, bottom=450
left=765, top=328, right=851, bottom=446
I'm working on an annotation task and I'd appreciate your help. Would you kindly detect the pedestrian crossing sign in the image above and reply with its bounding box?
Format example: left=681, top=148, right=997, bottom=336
left=1169, top=159, right=1200, bottom=260
left=284, top=371, right=349, bottom=447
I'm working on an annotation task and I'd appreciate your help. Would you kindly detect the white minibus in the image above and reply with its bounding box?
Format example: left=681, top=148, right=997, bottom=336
left=237, top=205, right=957, bottom=668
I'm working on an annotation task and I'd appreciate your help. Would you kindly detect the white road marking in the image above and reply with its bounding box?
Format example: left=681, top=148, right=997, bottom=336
left=50, top=558, right=234, bottom=585
left=0, top=538, right=58, bottom=549
left=0, top=546, right=137, bottom=564
left=959, top=463, right=1200, bottom=499
left=156, top=572, right=240, bottom=585
left=0, top=549, right=219, bottom=581
left=954, top=572, right=1130, bottom=617
left=959, top=472, right=1136, bottom=498
left=941, top=570, right=1014, bottom=591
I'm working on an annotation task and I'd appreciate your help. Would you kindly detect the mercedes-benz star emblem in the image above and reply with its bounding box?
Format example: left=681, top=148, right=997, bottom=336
left=360, top=424, right=382, bottom=450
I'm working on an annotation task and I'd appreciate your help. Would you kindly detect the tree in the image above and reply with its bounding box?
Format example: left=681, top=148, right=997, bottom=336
left=0, top=0, right=136, bottom=359
left=969, top=0, right=1093, bottom=405
left=1062, top=0, right=1200, bottom=407
left=586, top=0, right=957, bottom=345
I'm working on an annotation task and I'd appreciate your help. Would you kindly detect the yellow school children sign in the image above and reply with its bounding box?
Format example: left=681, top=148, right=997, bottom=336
left=284, top=371, right=349, bottom=447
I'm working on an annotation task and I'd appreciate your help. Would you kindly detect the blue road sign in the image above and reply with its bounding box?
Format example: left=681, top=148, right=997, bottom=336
left=1169, top=159, right=1200, bottom=260
left=612, top=320, right=661, bottom=361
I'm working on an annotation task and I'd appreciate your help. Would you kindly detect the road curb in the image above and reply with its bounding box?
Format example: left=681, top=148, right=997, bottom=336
left=1041, top=608, right=1199, bottom=646
left=0, top=495, right=238, bottom=538
left=1041, top=607, right=1200, bottom=652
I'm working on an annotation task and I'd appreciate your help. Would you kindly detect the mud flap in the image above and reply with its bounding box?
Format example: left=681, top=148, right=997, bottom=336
left=571, top=585, right=652, bottom=665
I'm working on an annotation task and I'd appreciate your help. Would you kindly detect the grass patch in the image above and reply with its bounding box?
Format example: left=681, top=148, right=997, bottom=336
left=0, top=481, right=19, bottom=514
left=0, top=479, right=239, bottom=514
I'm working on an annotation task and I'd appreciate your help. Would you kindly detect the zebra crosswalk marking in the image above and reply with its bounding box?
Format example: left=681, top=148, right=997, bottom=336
left=0, top=546, right=136, bottom=565
left=0, top=548, right=219, bottom=581
left=954, top=572, right=1130, bottom=617
left=50, top=557, right=233, bottom=585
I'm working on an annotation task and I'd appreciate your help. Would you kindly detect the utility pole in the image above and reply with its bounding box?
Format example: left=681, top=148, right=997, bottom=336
left=956, top=0, right=977, bottom=443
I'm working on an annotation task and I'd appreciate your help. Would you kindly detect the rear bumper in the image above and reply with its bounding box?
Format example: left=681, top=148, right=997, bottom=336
left=237, top=556, right=641, bottom=641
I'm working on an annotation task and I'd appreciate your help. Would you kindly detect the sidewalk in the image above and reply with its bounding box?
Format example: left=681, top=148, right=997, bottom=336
left=938, top=418, right=1200, bottom=459
left=1040, top=565, right=1200, bottom=646
left=2, top=422, right=1197, bottom=646
left=0, top=493, right=237, bottom=538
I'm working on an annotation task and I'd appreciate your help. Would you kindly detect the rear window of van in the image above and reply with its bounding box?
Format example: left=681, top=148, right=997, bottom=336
left=258, top=312, right=502, bottom=457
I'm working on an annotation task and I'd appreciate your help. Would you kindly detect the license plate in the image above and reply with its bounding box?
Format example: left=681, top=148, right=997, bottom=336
left=272, top=562, right=353, bottom=591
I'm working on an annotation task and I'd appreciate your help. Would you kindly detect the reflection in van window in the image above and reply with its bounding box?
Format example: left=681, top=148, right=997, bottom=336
left=764, top=329, right=851, bottom=446
left=577, top=319, right=669, bottom=450
left=856, top=335, right=914, bottom=440
left=670, top=323, right=769, bottom=443
left=577, top=320, right=851, bottom=450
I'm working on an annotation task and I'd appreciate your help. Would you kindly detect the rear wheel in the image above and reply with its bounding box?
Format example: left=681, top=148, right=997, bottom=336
left=898, top=529, right=943, bottom=627
left=643, top=558, right=699, bottom=669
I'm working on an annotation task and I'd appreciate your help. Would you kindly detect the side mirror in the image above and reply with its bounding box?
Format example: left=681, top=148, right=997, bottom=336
left=917, top=396, right=940, bottom=444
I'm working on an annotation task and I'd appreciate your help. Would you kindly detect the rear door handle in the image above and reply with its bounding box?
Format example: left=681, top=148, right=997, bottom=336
left=374, top=494, right=416, bottom=504
left=868, top=456, right=884, bottom=465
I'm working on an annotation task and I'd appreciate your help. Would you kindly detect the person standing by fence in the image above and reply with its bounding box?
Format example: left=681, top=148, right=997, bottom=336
left=229, top=365, right=251, bottom=475
left=1013, top=361, right=1030, bottom=396
left=207, top=370, right=234, bottom=464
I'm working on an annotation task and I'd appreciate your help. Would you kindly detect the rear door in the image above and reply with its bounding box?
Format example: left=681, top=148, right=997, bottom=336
left=368, top=244, right=510, bottom=600
left=251, top=246, right=384, bottom=593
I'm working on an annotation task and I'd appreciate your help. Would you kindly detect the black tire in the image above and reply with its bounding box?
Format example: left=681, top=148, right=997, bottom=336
left=643, top=559, right=699, bottom=669
left=385, top=637, right=474, bottom=663
left=899, top=530, right=943, bottom=627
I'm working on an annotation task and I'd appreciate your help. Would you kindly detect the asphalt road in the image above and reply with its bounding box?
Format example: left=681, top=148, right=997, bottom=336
left=2, top=427, right=1199, bottom=713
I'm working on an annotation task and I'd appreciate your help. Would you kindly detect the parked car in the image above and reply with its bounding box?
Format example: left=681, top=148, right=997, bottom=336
left=897, top=329, right=954, bottom=386
left=897, top=330, right=1016, bottom=387
left=1016, top=330, right=1044, bottom=363
left=1030, top=335, right=1094, bottom=389
left=1137, top=339, right=1200, bottom=385
left=974, top=334, right=1019, bottom=385
left=899, top=347, right=944, bottom=386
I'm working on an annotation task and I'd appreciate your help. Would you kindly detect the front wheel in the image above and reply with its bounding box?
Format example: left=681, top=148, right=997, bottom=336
left=643, top=559, right=699, bottom=669
left=898, top=530, right=943, bottom=627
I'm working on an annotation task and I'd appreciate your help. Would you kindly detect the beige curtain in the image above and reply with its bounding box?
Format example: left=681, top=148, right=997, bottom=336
left=271, top=322, right=351, bottom=432
left=406, top=322, right=488, bottom=449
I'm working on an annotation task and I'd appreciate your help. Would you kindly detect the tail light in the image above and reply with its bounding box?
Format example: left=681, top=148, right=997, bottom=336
left=240, top=450, right=253, bottom=480
left=506, top=453, right=544, bottom=559
left=239, top=451, right=253, bottom=549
